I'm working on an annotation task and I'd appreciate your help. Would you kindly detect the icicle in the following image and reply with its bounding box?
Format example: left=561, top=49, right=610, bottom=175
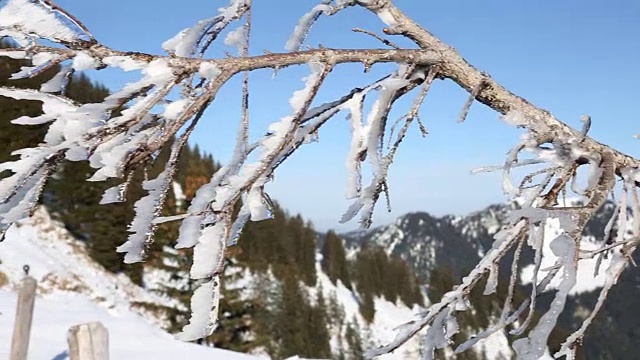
left=511, top=221, right=545, bottom=336
left=246, top=185, right=273, bottom=221
left=116, top=166, right=174, bottom=263
left=99, top=172, right=134, bottom=204
left=483, top=263, right=499, bottom=295
left=339, top=67, right=412, bottom=227
left=162, top=0, right=248, bottom=57
left=343, top=93, right=365, bottom=199
left=0, top=167, right=52, bottom=229
left=40, top=63, right=73, bottom=93
left=0, top=147, right=61, bottom=205
left=285, top=3, right=332, bottom=51
left=190, top=220, right=228, bottom=279
left=116, top=122, right=191, bottom=263
left=513, top=234, right=577, bottom=360
left=174, top=277, right=221, bottom=341
left=228, top=206, right=251, bottom=246
left=421, top=307, right=457, bottom=360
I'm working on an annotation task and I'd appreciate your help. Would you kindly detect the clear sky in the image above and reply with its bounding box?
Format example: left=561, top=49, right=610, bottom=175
left=54, top=0, right=640, bottom=231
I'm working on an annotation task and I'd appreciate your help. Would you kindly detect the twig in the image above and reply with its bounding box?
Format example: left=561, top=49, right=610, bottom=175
left=352, top=27, right=401, bottom=49
left=457, top=79, right=485, bottom=123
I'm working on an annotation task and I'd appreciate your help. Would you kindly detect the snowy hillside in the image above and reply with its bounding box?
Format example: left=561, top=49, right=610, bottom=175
left=0, top=290, right=258, bottom=359
left=0, top=206, right=174, bottom=326
left=0, top=206, right=260, bottom=359
left=311, top=261, right=512, bottom=359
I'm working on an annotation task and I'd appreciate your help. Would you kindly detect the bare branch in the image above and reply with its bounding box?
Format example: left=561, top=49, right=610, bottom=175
left=352, top=27, right=401, bottom=49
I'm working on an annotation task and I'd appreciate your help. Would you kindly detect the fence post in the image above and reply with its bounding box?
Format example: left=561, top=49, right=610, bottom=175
left=9, top=276, right=37, bottom=360
left=67, top=321, right=109, bottom=360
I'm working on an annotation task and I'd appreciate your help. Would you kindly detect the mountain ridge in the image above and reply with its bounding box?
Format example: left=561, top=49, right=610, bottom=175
left=338, top=198, right=638, bottom=360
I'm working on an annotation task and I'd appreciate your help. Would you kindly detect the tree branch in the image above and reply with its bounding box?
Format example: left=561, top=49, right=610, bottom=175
left=357, top=0, right=640, bottom=173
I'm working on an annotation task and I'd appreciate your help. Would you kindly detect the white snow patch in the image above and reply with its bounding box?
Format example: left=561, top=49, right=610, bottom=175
left=0, top=290, right=259, bottom=359
left=520, top=218, right=615, bottom=295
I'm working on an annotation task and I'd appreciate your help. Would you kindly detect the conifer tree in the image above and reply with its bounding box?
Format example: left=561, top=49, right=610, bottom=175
left=287, top=214, right=317, bottom=286
left=308, top=287, right=332, bottom=358
left=359, top=290, right=376, bottom=324
left=327, top=290, right=346, bottom=328
left=270, top=273, right=331, bottom=359
left=345, top=317, right=365, bottom=360
left=273, top=274, right=311, bottom=358
left=321, top=230, right=352, bottom=289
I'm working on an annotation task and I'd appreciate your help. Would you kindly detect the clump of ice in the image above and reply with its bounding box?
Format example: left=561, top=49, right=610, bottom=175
left=0, top=0, right=89, bottom=43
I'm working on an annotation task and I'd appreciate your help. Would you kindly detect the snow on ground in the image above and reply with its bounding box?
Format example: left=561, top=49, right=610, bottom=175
left=0, top=207, right=176, bottom=326
left=313, top=265, right=513, bottom=359
left=520, top=217, right=618, bottom=295
left=0, top=290, right=258, bottom=359
left=0, top=206, right=260, bottom=359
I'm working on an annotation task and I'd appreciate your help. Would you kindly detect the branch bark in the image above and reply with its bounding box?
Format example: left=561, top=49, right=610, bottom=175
left=20, top=43, right=442, bottom=75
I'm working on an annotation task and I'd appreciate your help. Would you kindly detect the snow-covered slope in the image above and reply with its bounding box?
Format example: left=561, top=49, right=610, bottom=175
left=0, top=206, right=259, bottom=359
left=311, top=262, right=512, bottom=359
left=313, top=265, right=422, bottom=358
left=0, top=290, right=257, bottom=359
left=0, top=207, right=174, bottom=326
left=520, top=216, right=622, bottom=296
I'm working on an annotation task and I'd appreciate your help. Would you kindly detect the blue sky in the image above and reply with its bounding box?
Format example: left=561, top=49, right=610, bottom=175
left=54, top=0, right=640, bottom=231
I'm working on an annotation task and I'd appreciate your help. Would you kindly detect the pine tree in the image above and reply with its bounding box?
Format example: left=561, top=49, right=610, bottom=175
left=327, top=290, right=346, bottom=328
left=269, top=273, right=332, bottom=359
left=308, top=287, right=332, bottom=358
left=321, top=230, right=352, bottom=289
left=287, top=215, right=317, bottom=286
left=345, top=317, right=365, bottom=360
left=359, top=289, right=376, bottom=324
left=273, top=274, right=310, bottom=358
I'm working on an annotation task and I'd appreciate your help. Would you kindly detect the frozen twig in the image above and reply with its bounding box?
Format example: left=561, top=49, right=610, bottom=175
left=457, top=79, right=484, bottom=123
left=352, top=27, right=401, bottom=49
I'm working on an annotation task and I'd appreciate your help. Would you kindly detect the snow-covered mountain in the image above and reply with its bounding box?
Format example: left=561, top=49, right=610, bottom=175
left=342, top=199, right=618, bottom=286
left=341, top=199, right=640, bottom=360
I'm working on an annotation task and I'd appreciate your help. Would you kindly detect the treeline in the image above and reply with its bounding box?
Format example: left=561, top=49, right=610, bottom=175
left=321, top=230, right=424, bottom=324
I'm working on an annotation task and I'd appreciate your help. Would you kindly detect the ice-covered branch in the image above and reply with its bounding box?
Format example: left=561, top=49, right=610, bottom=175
left=1, top=0, right=640, bottom=358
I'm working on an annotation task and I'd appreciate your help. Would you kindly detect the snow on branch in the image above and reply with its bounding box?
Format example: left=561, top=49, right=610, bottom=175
left=163, top=0, right=249, bottom=57
left=1, top=0, right=640, bottom=358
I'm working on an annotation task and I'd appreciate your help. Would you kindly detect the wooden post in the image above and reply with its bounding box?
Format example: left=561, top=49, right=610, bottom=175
left=67, top=322, right=109, bottom=360
left=9, top=276, right=37, bottom=360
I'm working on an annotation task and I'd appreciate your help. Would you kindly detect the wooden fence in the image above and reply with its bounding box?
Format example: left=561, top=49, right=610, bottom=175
left=9, top=275, right=110, bottom=360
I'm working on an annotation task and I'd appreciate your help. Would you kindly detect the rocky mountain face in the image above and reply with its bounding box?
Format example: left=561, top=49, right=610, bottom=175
left=342, top=199, right=637, bottom=360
